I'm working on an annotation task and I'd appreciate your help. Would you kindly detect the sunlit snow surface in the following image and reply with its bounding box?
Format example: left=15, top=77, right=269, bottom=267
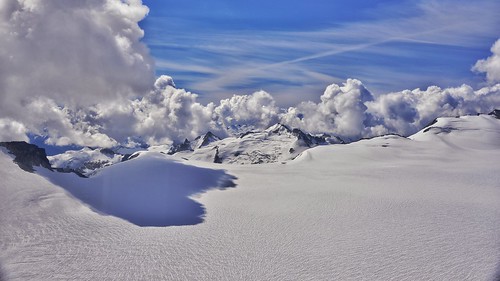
left=1, top=115, right=500, bottom=280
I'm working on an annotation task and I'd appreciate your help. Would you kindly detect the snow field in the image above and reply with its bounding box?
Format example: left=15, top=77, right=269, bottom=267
left=1, top=115, right=499, bottom=280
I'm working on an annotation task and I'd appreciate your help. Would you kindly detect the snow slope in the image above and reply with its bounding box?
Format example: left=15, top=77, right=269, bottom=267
left=41, top=152, right=236, bottom=226
left=1, top=114, right=500, bottom=280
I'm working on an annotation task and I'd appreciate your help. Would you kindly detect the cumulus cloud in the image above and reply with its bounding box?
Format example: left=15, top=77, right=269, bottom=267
left=83, top=76, right=280, bottom=145
left=473, top=39, right=500, bottom=83
left=132, top=78, right=217, bottom=144
left=0, top=118, right=28, bottom=142
left=366, top=84, right=500, bottom=136
left=65, top=75, right=216, bottom=146
left=280, top=80, right=500, bottom=140
left=0, top=0, right=153, bottom=144
left=214, top=90, right=280, bottom=130
left=21, top=98, right=117, bottom=147
left=0, top=0, right=153, bottom=106
left=281, top=79, right=381, bottom=140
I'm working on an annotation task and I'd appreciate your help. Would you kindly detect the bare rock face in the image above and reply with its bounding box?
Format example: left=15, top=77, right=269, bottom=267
left=167, top=139, right=193, bottom=155
left=0, top=141, right=52, bottom=172
left=195, top=131, right=221, bottom=149
left=489, top=109, right=500, bottom=119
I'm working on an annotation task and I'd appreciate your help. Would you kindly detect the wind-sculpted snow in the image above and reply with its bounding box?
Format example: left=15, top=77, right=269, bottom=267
left=1, top=114, right=499, bottom=280
left=40, top=152, right=236, bottom=227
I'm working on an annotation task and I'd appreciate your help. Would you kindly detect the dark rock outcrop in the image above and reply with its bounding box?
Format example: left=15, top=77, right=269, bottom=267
left=489, top=109, right=500, bottom=119
left=54, top=167, right=87, bottom=178
left=167, top=139, right=193, bottom=155
left=213, top=146, right=222, bottom=164
left=422, top=118, right=439, bottom=133
left=239, top=131, right=256, bottom=139
left=122, top=153, right=140, bottom=162
left=99, top=148, right=116, bottom=156
left=0, top=141, right=52, bottom=172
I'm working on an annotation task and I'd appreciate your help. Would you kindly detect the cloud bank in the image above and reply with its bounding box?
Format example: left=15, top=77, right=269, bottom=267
left=0, top=1, right=499, bottom=147
left=16, top=73, right=497, bottom=146
left=281, top=80, right=500, bottom=141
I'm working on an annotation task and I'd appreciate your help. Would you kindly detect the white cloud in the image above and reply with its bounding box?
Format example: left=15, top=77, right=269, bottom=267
left=0, top=0, right=153, bottom=106
left=0, top=0, right=154, bottom=145
left=280, top=79, right=500, bottom=140
left=214, top=90, right=280, bottom=130
left=0, top=118, right=28, bottom=142
left=22, top=98, right=117, bottom=147
left=85, top=76, right=280, bottom=145
left=281, top=79, right=379, bottom=140
left=132, top=78, right=218, bottom=144
left=473, top=39, right=500, bottom=83
left=367, top=84, right=500, bottom=136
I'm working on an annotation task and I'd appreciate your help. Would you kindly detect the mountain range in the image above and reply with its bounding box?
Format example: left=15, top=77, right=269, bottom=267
left=1, top=110, right=499, bottom=178
left=24, top=123, right=343, bottom=176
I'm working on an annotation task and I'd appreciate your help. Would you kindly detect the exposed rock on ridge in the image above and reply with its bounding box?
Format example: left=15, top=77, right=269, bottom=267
left=0, top=141, right=52, bottom=172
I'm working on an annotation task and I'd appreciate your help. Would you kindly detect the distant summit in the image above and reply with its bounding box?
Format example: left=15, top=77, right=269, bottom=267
left=167, top=123, right=343, bottom=164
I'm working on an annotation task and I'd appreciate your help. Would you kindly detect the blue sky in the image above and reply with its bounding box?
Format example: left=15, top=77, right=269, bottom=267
left=140, top=0, right=500, bottom=106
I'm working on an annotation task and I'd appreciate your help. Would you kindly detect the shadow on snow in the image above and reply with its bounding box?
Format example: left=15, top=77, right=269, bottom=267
left=43, top=153, right=236, bottom=227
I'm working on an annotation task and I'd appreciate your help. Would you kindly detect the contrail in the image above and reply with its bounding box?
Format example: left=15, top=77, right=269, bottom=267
left=254, top=23, right=464, bottom=71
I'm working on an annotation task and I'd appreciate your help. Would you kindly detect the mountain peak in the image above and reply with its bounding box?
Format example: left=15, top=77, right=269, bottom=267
left=195, top=131, right=221, bottom=149
left=266, top=123, right=292, bottom=134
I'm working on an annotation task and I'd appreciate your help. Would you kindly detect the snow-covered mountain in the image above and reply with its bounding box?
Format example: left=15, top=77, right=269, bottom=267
left=410, top=111, right=500, bottom=149
left=47, top=147, right=126, bottom=177
left=47, top=124, right=343, bottom=175
left=1, top=112, right=500, bottom=280
left=168, top=123, right=343, bottom=164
